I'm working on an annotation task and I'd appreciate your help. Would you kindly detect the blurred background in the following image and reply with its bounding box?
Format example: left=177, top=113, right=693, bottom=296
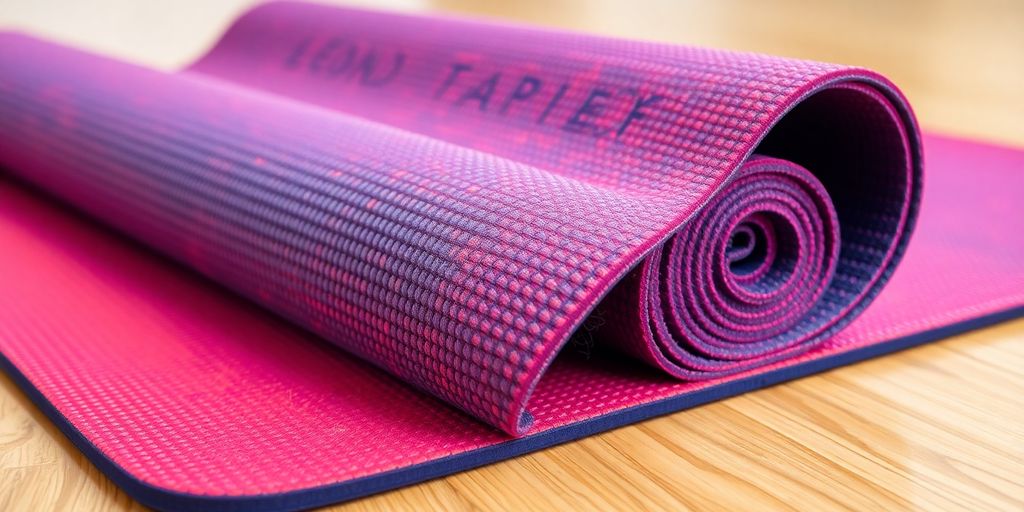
left=0, top=0, right=1022, bottom=145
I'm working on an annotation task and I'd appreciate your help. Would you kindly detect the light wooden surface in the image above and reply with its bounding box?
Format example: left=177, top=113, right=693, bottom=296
left=1, top=1, right=1023, bottom=510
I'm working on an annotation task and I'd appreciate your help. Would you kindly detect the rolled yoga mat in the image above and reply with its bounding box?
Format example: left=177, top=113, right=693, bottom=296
left=0, top=2, right=1021, bottom=511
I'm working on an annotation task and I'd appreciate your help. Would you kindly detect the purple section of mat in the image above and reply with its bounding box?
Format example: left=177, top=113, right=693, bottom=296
left=1, top=3, right=919, bottom=435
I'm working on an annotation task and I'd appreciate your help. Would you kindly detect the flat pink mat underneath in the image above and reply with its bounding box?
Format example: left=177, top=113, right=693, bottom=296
left=1, top=133, right=1022, bottom=507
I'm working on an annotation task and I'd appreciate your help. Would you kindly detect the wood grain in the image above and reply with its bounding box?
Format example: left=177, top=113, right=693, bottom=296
left=1, top=1, right=1022, bottom=510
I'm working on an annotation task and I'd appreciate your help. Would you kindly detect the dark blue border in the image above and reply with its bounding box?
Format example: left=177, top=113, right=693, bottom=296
left=2, top=305, right=1022, bottom=512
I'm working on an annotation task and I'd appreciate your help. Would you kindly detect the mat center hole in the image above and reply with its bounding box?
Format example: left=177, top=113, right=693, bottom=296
left=727, top=221, right=769, bottom=275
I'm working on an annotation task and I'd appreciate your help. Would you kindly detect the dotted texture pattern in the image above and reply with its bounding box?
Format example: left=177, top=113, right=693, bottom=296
left=0, top=4, right=1021, bottom=506
left=0, top=3, right=923, bottom=437
left=0, top=134, right=1020, bottom=506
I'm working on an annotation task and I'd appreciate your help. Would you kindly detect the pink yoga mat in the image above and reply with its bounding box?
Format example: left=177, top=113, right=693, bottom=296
left=0, top=2, right=1021, bottom=510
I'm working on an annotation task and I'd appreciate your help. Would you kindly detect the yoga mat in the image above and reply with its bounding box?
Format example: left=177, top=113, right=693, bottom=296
left=0, top=2, right=1020, bottom=510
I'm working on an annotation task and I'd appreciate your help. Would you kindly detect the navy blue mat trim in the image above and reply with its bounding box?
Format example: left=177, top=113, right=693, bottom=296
left=2, top=304, right=1021, bottom=512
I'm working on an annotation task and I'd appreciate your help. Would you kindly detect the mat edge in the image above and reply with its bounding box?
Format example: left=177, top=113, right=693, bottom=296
left=2, top=305, right=1021, bottom=512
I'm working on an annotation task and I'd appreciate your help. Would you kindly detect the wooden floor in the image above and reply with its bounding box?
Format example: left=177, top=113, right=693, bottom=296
left=1, top=1, right=1022, bottom=510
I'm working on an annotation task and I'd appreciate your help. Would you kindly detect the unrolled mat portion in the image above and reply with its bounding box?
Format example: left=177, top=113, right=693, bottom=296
left=0, top=3, right=1021, bottom=511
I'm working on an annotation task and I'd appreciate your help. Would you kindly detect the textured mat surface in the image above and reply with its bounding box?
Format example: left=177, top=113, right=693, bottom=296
left=0, top=3, right=1021, bottom=511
